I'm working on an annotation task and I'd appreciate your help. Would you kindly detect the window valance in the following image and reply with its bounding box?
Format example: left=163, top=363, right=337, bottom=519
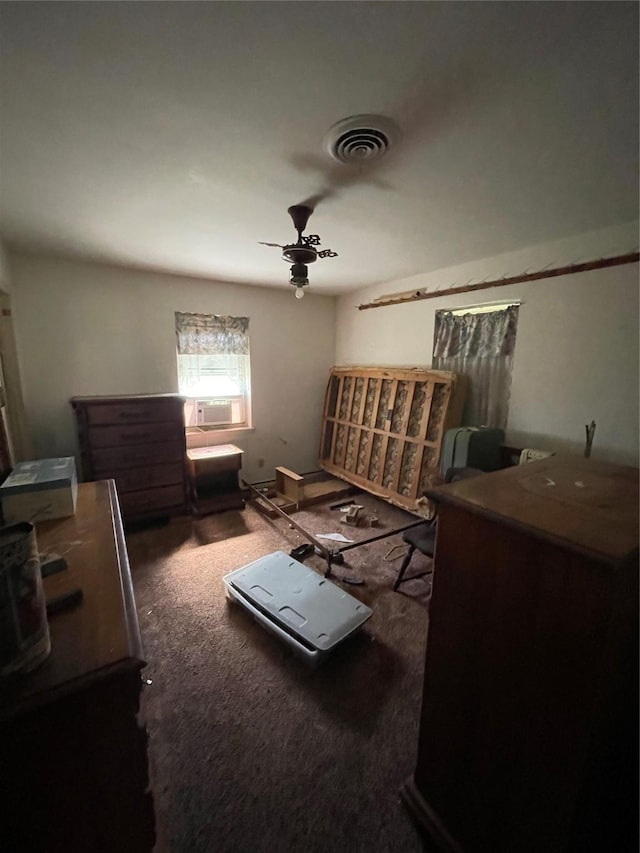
left=175, top=312, right=249, bottom=355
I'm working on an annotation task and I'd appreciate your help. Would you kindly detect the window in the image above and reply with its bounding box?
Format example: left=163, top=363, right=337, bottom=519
left=432, top=303, right=519, bottom=429
left=175, top=312, right=251, bottom=429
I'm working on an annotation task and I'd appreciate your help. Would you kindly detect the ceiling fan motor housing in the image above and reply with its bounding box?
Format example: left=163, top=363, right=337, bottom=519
left=283, top=245, right=317, bottom=264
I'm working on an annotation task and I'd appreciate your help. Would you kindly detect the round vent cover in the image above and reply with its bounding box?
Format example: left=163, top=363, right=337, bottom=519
left=323, top=114, right=400, bottom=164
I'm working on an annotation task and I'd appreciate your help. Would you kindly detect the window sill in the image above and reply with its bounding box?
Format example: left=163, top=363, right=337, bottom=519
left=185, top=426, right=255, bottom=446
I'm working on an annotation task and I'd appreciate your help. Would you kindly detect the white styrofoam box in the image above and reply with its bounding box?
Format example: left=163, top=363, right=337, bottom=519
left=0, top=458, right=78, bottom=525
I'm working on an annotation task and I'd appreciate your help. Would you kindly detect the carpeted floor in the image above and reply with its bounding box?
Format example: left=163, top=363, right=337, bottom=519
left=126, top=492, right=435, bottom=853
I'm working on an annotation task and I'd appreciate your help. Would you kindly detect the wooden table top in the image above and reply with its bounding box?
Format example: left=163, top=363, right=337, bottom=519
left=0, top=480, right=143, bottom=722
left=427, top=455, right=639, bottom=565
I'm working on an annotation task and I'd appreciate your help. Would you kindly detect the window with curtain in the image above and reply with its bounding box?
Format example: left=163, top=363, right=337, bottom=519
left=175, top=312, right=251, bottom=428
left=432, top=303, right=519, bottom=429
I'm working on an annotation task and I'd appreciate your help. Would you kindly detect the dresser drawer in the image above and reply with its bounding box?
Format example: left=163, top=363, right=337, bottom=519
left=118, top=484, right=186, bottom=517
left=92, top=441, right=185, bottom=473
left=88, top=422, right=181, bottom=448
left=109, top=463, right=185, bottom=494
left=86, top=401, right=184, bottom=426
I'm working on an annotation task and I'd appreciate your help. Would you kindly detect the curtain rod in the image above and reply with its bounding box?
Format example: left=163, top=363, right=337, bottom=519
left=446, top=298, right=523, bottom=314
left=357, top=251, right=640, bottom=311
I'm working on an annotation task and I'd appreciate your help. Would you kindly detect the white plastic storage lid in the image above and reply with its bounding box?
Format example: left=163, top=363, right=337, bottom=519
left=224, top=551, right=372, bottom=652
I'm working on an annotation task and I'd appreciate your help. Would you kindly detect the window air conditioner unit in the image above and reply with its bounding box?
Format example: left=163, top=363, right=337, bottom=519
left=196, top=397, right=244, bottom=427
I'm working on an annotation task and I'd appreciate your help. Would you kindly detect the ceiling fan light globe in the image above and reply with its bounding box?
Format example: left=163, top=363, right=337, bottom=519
left=294, top=287, right=305, bottom=299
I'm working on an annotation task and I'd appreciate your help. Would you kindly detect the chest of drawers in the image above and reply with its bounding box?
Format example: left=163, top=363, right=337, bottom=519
left=71, top=394, right=188, bottom=523
left=0, top=481, right=155, bottom=852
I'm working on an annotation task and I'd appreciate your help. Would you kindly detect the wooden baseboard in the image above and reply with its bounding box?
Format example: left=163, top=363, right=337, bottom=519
left=400, top=775, right=464, bottom=853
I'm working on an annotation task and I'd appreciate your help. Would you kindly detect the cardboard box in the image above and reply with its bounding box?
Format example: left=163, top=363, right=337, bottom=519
left=0, top=458, right=78, bottom=525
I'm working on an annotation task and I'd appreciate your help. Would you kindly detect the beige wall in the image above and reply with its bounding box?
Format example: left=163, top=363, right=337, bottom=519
left=8, top=252, right=336, bottom=482
left=7, top=220, right=639, bottom=480
left=336, top=221, right=639, bottom=466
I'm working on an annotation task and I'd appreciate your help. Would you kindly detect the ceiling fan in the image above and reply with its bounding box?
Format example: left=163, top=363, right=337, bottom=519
left=259, top=204, right=338, bottom=299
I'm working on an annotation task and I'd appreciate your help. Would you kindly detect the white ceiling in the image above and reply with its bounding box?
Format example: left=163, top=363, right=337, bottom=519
left=0, top=2, right=638, bottom=295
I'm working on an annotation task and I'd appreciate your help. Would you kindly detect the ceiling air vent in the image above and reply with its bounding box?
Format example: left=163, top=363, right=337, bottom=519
left=323, top=115, right=400, bottom=164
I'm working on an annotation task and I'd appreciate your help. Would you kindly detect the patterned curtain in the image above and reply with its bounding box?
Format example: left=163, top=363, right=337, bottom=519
left=175, top=312, right=249, bottom=355
left=433, top=305, right=519, bottom=429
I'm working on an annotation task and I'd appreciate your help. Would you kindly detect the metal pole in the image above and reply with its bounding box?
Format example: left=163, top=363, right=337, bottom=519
left=242, top=479, right=364, bottom=585
left=243, top=480, right=429, bottom=584
left=337, top=519, right=430, bottom=554
left=242, top=479, right=330, bottom=559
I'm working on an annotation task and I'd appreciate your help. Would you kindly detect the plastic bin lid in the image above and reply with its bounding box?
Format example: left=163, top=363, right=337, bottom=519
left=224, top=551, right=372, bottom=651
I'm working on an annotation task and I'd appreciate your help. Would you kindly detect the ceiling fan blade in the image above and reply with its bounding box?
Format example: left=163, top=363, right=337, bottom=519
left=258, top=241, right=284, bottom=248
left=290, top=59, right=491, bottom=210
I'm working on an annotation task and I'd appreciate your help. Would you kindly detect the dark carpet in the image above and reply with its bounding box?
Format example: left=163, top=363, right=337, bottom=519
left=126, top=492, right=434, bottom=853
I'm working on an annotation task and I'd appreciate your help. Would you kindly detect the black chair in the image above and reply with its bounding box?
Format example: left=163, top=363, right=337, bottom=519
left=393, top=467, right=485, bottom=592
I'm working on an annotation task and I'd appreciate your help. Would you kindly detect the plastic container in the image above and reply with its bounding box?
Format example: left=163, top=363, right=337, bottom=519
left=224, top=550, right=373, bottom=666
left=0, top=522, right=51, bottom=677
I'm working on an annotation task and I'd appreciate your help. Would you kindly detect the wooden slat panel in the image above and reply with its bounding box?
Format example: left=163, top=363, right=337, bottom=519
left=401, top=382, right=417, bottom=435
left=319, top=374, right=335, bottom=461
left=330, top=366, right=457, bottom=384
left=356, top=377, right=368, bottom=425
left=366, top=377, right=383, bottom=429
left=319, top=367, right=466, bottom=513
left=338, top=378, right=357, bottom=469
left=352, top=379, right=369, bottom=465
left=360, top=378, right=383, bottom=478
left=328, top=376, right=344, bottom=463
left=374, top=379, right=398, bottom=486
left=321, top=416, right=438, bottom=444
left=410, top=382, right=436, bottom=498
left=323, top=373, right=339, bottom=419
left=410, top=446, right=427, bottom=500
left=385, top=379, right=399, bottom=427
left=418, top=383, right=435, bottom=439
left=391, top=382, right=417, bottom=494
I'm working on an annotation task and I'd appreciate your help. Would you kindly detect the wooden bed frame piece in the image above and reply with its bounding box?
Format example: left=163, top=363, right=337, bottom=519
left=319, top=366, right=467, bottom=514
left=275, top=467, right=304, bottom=505
left=252, top=469, right=354, bottom=518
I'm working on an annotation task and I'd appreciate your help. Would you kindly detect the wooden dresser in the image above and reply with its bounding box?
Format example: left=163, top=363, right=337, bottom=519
left=403, top=455, right=639, bottom=853
left=71, top=393, right=188, bottom=524
left=0, top=480, right=155, bottom=852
